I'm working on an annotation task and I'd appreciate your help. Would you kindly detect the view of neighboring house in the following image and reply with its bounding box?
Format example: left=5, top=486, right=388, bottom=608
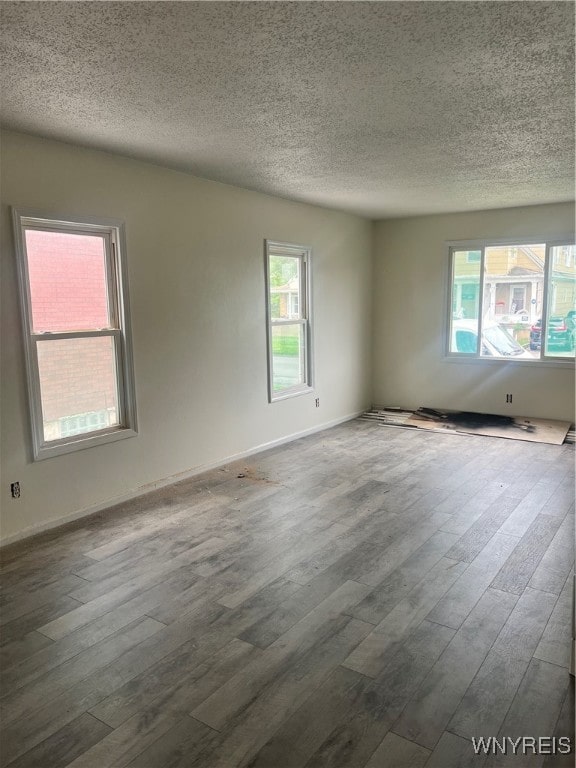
left=485, top=244, right=545, bottom=321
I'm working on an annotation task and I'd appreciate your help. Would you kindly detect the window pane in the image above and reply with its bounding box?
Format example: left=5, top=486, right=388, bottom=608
left=271, top=324, right=305, bottom=392
left=481, top=244, right=543, bottom=359
left=545, top=245, right=576, bottom=358
left=25, top=230, right=110, bottom=332
left=37, top=336, right=119, bottom=441
left=269, top=255, right=301, bottom=320
left=450, top=250, right=481, bottom=354
left=454, top=329, right=477, bottom=354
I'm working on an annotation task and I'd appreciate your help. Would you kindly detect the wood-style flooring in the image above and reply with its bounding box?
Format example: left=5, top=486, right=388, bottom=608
left=1, top=420, right=574, bottom=767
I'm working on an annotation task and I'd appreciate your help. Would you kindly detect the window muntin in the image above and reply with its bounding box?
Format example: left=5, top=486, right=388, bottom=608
left=265, top=241, right=312, bottom=400
left=13, top=210, right=137, bottom=459
left=448, top=239, right=575, bottom=362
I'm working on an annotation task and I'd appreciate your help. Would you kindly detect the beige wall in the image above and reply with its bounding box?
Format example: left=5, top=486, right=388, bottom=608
left=0, top=131, right=373, bottom=542
left=373, top=205, right=575, bottom=420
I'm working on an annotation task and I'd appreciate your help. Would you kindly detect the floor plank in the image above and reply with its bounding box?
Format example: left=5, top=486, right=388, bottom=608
left=342, top=557, right=467, bottom=678
left=533, top=572, right=574, bottom=669
left=392, top=587, right=518, bottom=749
left=5, top=713, right=112, bottom=768
left=490, top=587, right=558, bottom=661
left=529, top=515, right=574, bottom=595
left=191, top=580, right=370, bottom=731
left=348, top=530, right=460, bottom=625
left=425, top=532, right=519, bottom=629
left=425, top=731, right=484, bottom=768
left=364, top=732, right=430, bottom=768
left=0, top=595, right=83, bottom=647
left=543, top=678, right=575, bottom=767
left=490, top=514, right=563, bottom=595
left=484, top=658, right=570, bottom=767
left=448, top=649, right=530, bottom=742
left=0, top=618, right=165, bottom=764
left=299, top=620, right=455, bottom=768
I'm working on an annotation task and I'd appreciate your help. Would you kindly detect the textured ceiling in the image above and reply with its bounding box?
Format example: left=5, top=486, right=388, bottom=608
left=1, top=1, right=574, bottom=218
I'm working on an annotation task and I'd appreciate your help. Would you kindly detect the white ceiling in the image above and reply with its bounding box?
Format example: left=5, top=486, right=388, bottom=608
left=1, top=1, right=574, bottom=219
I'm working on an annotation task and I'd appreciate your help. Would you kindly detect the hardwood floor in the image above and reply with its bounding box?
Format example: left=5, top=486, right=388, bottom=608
left=1, top=420, right=574, bottom=767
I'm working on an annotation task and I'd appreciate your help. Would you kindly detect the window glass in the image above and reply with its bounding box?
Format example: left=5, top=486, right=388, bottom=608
left=269, top=255, right=301, bottom=320
left=480, top=244, right=544, bottom=359
left=450, top=250, right=481, bottom=354
left=37, top=337, right=119, bottom=442
left=482, top=325, right=527, bottom=357
left=545, top=245, right=576, bottom=358
left=454, top=329, right=477, bottom=354
left=25, top=230, right=110, bottom=332
left=270, top=324, right=306, bottom=393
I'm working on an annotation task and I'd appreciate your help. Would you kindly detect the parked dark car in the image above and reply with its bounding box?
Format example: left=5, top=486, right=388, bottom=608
left=529, top=315, right=575, bottom=351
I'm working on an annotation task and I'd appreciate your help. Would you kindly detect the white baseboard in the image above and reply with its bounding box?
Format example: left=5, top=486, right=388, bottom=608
left=0, top=410, right=365, bottom=548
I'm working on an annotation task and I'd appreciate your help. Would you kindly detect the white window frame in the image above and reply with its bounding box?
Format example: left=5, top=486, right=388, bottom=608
left=265, top=240, right=313, bottom=402
left=12, top=208, right=138, bottom=460
left=445, top=236, right=575, bottom=366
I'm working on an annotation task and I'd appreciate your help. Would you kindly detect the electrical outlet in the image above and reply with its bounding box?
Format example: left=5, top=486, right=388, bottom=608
left=315, top=398, right=320, bottom=407
left=505, top=393, right=513, bottom=404
left=11, top=482, right=21, bottom=499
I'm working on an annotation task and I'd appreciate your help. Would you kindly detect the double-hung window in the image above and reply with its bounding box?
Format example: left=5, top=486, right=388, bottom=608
left=265, top=240, right=313, bottom=400
left=13, top=210, right=137, bottom=459
left=447, top=239, right=576, bottom=362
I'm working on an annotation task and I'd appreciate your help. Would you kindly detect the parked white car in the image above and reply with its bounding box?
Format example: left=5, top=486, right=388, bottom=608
left=497, top=309, right=531, bottom=325
left=451, top=320, right=533, bottom=358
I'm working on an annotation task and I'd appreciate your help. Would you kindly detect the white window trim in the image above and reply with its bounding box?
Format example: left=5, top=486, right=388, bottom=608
left=12, top=208, right=138, bottom=460
left=444, top=236, right=576, bottom=367
left=265, top=240, right=314, bottom=402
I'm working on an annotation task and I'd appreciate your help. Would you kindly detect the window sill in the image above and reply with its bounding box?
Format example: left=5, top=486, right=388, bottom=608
left=270, top=385, right=314, bottom=403
left=34, top=426, right=138, bottom=461
left=443, top=355, right=575, bottom=369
